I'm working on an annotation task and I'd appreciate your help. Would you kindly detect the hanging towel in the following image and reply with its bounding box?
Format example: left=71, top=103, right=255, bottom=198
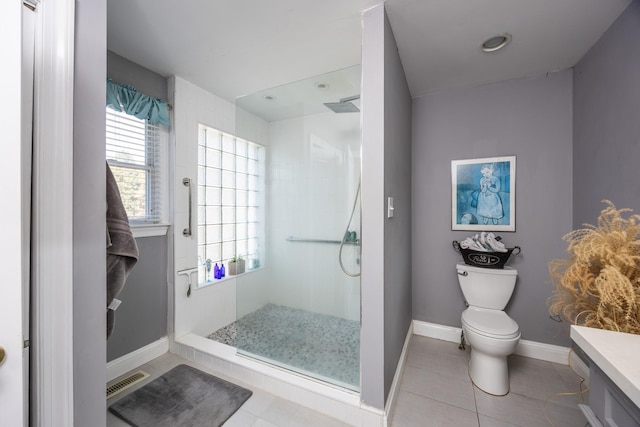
left=106, top=163, right=139, bottom=338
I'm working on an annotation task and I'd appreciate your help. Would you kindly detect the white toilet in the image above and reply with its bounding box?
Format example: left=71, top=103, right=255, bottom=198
left=456, top=262, right=520, bottom=396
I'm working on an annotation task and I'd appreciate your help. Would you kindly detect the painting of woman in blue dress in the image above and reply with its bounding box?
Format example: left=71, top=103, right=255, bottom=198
left=451, top=156, right=515, bottom=231
left=477, top=164, right=504, bottom=225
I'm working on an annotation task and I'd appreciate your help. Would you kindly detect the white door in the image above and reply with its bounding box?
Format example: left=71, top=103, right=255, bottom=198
left=0, top=2, right=34, bottom=425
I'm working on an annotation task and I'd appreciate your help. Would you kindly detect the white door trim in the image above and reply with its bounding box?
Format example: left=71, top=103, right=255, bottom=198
left=0, top=2, right=28, bottom=425
left=31, top=0, right=75, bottom=425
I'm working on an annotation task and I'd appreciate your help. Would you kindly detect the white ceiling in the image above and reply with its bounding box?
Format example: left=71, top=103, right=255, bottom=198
left=108, top=0, right=631, bottom=120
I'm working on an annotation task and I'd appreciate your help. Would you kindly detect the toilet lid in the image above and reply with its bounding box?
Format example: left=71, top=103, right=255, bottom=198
left=462, top=307, right=520, bottom=339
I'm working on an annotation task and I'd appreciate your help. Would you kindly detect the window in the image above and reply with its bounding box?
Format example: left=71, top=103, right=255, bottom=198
left=106, top=107, right=168, bottom=226
left=197, top=124, right=265, bottom=285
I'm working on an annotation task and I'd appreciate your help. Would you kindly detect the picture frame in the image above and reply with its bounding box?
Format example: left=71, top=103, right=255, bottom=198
left=451, top=156, right=516, bottom=231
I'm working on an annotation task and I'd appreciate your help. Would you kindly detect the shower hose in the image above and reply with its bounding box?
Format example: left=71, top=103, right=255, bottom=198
left=339, top=181, right=361, bottom=277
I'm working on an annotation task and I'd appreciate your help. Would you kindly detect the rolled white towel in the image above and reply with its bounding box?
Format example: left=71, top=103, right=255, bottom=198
left=460, top=237, right=482, bottom=251
left=460, top=237, right=476, bottom=249
left=479, top=231, right=495, bottom=251
left=463, top=236, right=488, bottom=251
left=485, top=233, right=508, bottom=252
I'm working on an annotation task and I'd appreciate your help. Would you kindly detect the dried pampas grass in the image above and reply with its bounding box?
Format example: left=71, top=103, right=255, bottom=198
left=548, top=200, right=640, bottom=335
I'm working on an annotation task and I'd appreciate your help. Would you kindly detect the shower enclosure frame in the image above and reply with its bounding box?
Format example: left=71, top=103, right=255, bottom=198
left=168, top=65, right=372, bottom=424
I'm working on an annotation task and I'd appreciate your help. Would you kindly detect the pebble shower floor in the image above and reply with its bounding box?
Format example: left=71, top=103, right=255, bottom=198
left=207, top=304, right=360, bottom=389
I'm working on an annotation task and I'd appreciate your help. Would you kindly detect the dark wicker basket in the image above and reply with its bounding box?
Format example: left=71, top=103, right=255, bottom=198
left=452, top=240, right=520, bottom=269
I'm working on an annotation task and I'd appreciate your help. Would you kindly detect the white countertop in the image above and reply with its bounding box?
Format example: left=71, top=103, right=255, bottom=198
left=571, top=325, right=640, bottom=408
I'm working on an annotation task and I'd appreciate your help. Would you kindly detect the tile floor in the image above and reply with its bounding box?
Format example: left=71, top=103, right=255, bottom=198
left=107, top=335, right=588, bottom=427
left=390, top=336, right=588, bottom=427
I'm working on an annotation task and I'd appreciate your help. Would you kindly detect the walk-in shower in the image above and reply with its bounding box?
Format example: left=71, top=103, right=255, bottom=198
left=195, top=65, right=362, bottom=391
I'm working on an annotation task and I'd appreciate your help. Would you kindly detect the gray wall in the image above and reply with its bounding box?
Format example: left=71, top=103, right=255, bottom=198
left=106, top=53, right=170, bottom=362
left=382, top=11, right=413, bottom=400
left=573, top=0, right=640, bottom=226
left=412, top=70, right=574, bottom=346
left=361, top=4, right=412, bottom=409
left=107, top=50, right=168, bottom=101
left=107, top=236, right=168, bottom=360
left=73, top=0, right=107, bottom=424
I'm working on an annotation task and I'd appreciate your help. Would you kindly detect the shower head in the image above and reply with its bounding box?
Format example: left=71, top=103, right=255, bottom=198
left=324, top=95, right=360, bottom=113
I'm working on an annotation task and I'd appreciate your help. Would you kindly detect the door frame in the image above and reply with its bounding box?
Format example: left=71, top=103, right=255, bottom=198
left=30, top=0, right=76, bottom=425
left=0, top=1, right=29, bottom=425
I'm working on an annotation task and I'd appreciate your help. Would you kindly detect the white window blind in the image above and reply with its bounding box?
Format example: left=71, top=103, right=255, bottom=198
left=106, top=107, right=168, bottom=224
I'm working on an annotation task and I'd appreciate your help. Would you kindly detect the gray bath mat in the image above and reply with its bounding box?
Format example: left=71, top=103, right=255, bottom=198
left=109, top=364, right=252, bottom=427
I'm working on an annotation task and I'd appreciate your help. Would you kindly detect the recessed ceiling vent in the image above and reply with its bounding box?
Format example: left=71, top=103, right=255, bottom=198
left=481, top=33, right=512, bottom=52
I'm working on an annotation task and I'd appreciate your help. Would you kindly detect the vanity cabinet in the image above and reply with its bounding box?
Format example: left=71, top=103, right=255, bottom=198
left=580, top=364, right=640, bottom=427
left=570, top=326, right=640, bottom=427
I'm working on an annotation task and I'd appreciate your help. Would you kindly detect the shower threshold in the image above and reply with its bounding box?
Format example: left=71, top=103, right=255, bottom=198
left=171, top=333, right=378, bottom=426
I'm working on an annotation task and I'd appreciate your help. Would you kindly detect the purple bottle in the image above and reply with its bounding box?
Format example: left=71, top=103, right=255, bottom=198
left=220, top=263, right=225, bottom=278
left=214, top=263, right=220, bottom=279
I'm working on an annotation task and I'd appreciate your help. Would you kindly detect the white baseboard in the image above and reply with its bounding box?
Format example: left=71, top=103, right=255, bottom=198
left=107, top=337, right=169, bottom=382
left=514, top=339, right=570, bottom=365
left=384, top=322, right=413, bottom=426
left=412, top=320, right=463, bottom=343
left=412, top=320, right=571, bottom=365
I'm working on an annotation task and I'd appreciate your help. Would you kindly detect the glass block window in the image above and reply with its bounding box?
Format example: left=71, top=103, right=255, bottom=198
left=197, top=124, right=265, bottom=284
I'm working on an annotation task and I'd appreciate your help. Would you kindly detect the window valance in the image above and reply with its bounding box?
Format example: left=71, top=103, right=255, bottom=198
left=106, top=78, right=170, bottom=126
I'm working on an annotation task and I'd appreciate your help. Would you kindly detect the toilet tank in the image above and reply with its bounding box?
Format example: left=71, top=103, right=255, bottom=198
left=456, top=263, right=517, bottom=309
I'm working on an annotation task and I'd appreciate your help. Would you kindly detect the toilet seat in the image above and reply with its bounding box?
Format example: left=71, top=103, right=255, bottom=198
left=462, top=307, right=520, bottom=339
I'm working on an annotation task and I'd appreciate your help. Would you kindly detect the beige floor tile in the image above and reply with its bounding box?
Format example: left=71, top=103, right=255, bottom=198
left=474, top=386, right=585, bottom=427
left=256, top=395, right=351, bottom=427
left=553, top=359, right=589, bottom=402
left=400, top=364, right=476, bottom=412
left=406, top=339, right=470, bottom=381
left=240, top=389, right=280, bottom=418
left=222, top=408, right=259, bottom=426
left=106, top=411, right=132, bottom=427
left=478, top=414, right=519, bottom=427
left=508, top=355, right=582, bottom=408
left=391, top=390, right=479, bottom=427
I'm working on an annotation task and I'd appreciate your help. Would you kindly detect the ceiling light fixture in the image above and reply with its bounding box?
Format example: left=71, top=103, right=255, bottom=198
left=315, top=82, right=329, bottom=89
left=263, top=95, right=276, bottom=101
left=481, top=33, right=512, bottom=53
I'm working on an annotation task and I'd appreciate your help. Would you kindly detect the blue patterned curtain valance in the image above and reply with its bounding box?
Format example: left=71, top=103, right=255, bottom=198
left=106, top=78, right=170, bottom=126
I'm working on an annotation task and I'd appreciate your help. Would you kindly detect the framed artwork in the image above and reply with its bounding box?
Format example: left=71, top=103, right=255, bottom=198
left=451, top=156, right=516, bottom=231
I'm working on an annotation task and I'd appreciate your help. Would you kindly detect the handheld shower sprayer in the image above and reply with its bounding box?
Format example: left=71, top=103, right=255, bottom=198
left=339, top=181, right=361, bottom=277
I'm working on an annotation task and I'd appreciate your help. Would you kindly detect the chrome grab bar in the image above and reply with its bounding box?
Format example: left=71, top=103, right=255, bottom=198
left=183, top=177, right=192, bottom=237
left=286, top=236, right=360, bottom=245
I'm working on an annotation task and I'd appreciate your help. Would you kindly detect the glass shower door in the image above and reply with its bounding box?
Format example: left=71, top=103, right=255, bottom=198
left=234, top=66, right=362, bottom=390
